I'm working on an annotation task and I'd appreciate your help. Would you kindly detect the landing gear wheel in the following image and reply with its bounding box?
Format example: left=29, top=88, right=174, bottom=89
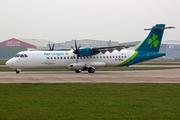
left=16, top=69, right=20, bottom=74
left=88, top=68, right=95, bottom=73
left=75, top=70, right=81, bottom=73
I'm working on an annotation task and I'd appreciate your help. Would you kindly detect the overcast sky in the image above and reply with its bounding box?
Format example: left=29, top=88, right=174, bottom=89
left=0, top=0, right=179, bottom=43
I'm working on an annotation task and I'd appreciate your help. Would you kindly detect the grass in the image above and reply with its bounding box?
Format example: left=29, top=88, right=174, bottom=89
left=0, top=83, right=180, bottom=119
left=0, top=60, right=7, bottom=65
left=0, top=66, right=179, bottom=72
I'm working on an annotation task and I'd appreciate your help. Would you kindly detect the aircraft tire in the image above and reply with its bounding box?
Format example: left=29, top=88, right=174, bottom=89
left=16, top=70, right=20, bottom=74
left=88, top=68, right=95, bottom=73
left=75, top=70, right=81, bottom=73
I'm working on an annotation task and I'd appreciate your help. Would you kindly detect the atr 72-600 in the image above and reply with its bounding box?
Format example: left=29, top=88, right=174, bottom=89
left=6, top=24, right=174, bottom=74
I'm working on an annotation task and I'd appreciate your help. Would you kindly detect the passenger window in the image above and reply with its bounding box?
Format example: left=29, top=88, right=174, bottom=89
left=67, top=57, right=69, bottom=59
left=84, top=57, right=85, bottom=59
left=87, top=56, right=89, bottom=59
left=64, top=57, right=66, bottom=59
left=90, top=56, right=92, bottom=59
left=47, top=57, right=49, bottom=59
left=116, top=56, right=117, bottom=58
left=107, top=56, right=108, bottom=58
left=103, top=56, right=105, bottom=59
left=94, top=56, right=95, bottom=59
left=54, top=57, right=56, bottom=59
left=119, top=56, right=120, bottom=58
left=100, top=56, right=102, bottom=59
left=97, top=56, right=98, bottom=59
left=122, top=56, right=123, bottom=58
left=20, top=54, right=24, bottom=58
left=57, top=57, right=59, bottom=59
left=113, top=56, right=114, bottom=58
left=110, top=56, right=111, bottom=58
left=61, top=57, right=63, bottom=59
left=51, top=57, right=53, bottom=59
left=125, top=56, right=126, bottom=58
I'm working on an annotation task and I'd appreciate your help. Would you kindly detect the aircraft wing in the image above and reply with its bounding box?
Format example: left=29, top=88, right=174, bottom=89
left=71, top=40, right=135, bottom=56
left=91, top=45, right=135, bottom=54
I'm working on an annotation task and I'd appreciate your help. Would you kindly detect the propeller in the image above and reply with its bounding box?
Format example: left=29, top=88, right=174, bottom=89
left=48, top=42, right=55, bottom=51
left=71, top=40, right=81, bottom=64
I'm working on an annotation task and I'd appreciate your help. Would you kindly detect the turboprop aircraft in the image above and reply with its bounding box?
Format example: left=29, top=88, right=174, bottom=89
left=6, top=24, right=175, bottom=74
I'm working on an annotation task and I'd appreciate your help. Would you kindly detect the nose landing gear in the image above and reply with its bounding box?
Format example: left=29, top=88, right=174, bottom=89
left=15, top=69, right=21, bottom=74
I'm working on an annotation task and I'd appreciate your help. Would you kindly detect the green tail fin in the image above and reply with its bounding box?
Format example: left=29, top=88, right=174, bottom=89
left=135, top=24, right=165, bottom=52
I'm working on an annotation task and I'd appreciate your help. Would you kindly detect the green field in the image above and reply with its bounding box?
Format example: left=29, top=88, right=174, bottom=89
left=0, top=60, right=7, bottom=65
left=0, top=83, right=180, bottom=119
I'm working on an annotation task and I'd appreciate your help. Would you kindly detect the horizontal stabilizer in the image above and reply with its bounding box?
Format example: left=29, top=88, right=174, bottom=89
left=144, top=26, right=175, bottom=30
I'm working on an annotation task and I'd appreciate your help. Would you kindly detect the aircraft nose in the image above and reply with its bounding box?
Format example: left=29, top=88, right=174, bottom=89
left=6, top=60, right=10, bottom=66
left=6, top=59, right=13, bottom=67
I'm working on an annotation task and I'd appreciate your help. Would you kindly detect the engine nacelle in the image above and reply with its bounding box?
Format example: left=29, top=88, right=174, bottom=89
left=67, top=63, right=85, bottom=70
left=79, top=48, right=100, bottom=57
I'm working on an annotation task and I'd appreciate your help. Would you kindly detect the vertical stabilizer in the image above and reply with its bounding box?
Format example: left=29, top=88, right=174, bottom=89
left=135, top=24, right=165, bottom=52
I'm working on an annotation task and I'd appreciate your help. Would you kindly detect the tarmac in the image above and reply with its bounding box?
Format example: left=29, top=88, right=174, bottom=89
left=0, top=68, right=180, bottom=83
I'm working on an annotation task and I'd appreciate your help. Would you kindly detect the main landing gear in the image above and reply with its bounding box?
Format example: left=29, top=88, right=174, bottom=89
left=88, top=68, right=95, bottom=73
left=74, top=67, right=95, bottom=73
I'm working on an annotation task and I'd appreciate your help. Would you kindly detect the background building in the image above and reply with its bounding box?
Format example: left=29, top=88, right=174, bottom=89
left=159, top=40, right=180, bottom=60
left=0, top=38, right=53, bottom=59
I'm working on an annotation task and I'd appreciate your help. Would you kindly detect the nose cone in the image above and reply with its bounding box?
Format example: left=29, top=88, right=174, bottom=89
left=6, top=60, right=10, bottom=66
left=6, top=59, right=13, bottom=68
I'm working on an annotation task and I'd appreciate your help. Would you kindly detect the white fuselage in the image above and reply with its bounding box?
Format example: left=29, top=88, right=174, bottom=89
left=6, top=49, right=135, bottom=70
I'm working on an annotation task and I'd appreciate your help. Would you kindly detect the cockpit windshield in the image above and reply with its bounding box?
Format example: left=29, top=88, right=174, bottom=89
left=20, top=54, right=24, bottom=58
left=15, top=54, right=20, bottom=57
left=14, top=54, right=28, bottom=58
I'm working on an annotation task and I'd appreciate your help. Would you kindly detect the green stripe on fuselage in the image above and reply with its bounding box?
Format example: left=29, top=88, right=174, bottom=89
left=116, top=51, right=138, bottom=67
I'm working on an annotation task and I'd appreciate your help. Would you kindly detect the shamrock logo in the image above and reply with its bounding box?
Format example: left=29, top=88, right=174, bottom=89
left=65, top=52, right=69, bottom=55
left=148, top=35, right=159, bottom=48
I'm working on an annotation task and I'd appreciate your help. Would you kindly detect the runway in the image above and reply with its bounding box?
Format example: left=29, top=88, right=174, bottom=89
left=0, top=68, right=180, bottom=83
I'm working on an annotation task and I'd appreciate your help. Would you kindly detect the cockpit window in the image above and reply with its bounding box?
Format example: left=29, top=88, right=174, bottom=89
left=24, top=54, right=28, bottom=57
left=20, top=54, right=24, bottom=58
left=15, top=54, right=20, bottom=57
left=14, top=54, right=28, bottom=58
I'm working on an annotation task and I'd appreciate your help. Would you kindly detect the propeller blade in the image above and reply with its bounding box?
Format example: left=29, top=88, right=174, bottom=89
left=76, top=56, right=78, bottom=64
left=75, top=40, right=77, bottom=51
left=71, top=40, right=81, bottom=64
left=71, top=45, right=75, bottom=50
left=76, top=55, right=80, bottom=65
left=78, top=44, right=81, bottom=50
left=48, top=42, right=52, bottom=50
left=52, top=43, right=55, bottom=51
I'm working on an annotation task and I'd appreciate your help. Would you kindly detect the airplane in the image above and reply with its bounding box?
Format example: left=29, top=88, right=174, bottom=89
left=6, top=24, right=175, bottom=74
